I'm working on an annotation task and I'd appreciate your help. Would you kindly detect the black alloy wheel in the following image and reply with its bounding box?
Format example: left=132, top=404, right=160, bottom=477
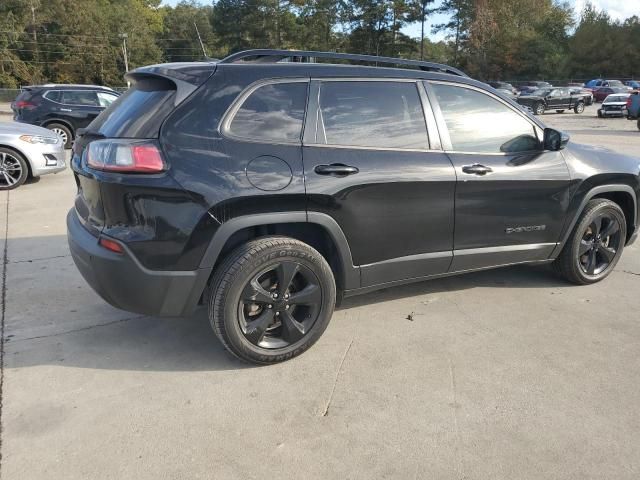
left=208, top=237, right=336, bottom=364
left=239, top=261, right=322, bottom=349
left=554, top=199, right=626, bottom=284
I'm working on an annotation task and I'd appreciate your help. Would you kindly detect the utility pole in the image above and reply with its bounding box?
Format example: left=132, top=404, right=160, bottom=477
left=194, top=22, right=208, bottom=58
left=119, top=33, right=129, bottom=87
left=30, top=0, right=40, bottom=82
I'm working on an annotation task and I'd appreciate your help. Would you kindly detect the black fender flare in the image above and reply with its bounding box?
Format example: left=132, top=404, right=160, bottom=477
left=552, top=184, right=637, bottom=257
left=193, top=210, right=360, bottom=292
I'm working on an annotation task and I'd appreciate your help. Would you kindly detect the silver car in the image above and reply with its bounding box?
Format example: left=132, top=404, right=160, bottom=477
left=0, top=122, right=66, bottom=190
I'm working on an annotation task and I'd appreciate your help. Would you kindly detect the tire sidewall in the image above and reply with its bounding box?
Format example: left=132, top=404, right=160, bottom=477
left=569, top=203, right=626, bottom=284
left=574, top=102, right=584, bottom=114
left=535, top=103, right=545, bottom=115
left=0, top=148, right=29, bottom=190
left=213, top=243, right=336, bottom=363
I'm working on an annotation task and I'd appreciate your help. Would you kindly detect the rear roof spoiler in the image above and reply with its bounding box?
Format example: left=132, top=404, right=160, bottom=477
left=125, top=62, right=217, bottom=105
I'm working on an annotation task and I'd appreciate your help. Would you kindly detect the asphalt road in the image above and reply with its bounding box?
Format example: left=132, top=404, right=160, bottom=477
left=1, top=104, right=639, bottom=479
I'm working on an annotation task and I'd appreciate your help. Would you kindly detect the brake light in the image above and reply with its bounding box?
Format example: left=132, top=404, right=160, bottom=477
left=85, top=139, right=165, bottom=173
left=626, top=97, right=633, bottom=108
left=14, top=100, right=36, bottom=109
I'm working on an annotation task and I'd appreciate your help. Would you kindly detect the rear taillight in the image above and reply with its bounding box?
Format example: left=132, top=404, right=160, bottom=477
left=14, top=100, right=37, bottom=109
left=84, top=139, right=165, bottom=173
left=626, top=97, right=633, bottom=108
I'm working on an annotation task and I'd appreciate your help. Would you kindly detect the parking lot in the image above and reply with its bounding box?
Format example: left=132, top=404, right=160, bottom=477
left=1, top=104, right=639, bottom=479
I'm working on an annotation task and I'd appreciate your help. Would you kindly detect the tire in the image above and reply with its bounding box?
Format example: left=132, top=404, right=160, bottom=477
left=554, top=199, right=626, bottom=285
left=637, top=118, right=640, bottom=131
left=208, top=236, right=336, bottom=364
left=46, top=123, right=73, bottom=149
left=597, top=110, right=603, bottom=118
left=574, top=101, right=585, bottom=114
left=556, top=110, right=565, bottom=113
left=534, top=102, right=545, bottom=115
left=0, top=147, right=29, bottom=190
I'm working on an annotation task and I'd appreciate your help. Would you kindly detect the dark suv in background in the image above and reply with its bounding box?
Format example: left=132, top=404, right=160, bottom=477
left=67, top=50, right=639, bottom=364
left=12, top=84, right=120, bottom=148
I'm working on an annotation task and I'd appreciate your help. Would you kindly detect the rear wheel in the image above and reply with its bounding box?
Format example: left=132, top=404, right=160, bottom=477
left=554, top=199, right=626, bottom=285
left=0, top=148, right=29, bottom=190
left=208, top=237, right=336, bottom=364
left=46, top=123, right=72, bottom=149
left=574, top=101, right=585, bottom=114
left=534, top=102, right=545, bottom=115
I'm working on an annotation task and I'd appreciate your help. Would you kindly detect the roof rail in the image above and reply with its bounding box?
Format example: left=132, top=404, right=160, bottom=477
left=219, top=49, right=467, bottom=77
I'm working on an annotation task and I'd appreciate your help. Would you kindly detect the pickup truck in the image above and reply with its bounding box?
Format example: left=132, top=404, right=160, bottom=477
left=516, top=87, right=585, bottom=115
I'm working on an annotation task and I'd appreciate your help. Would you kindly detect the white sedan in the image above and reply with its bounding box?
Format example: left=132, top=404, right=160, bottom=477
left=0, top=122, right=66, bottom=190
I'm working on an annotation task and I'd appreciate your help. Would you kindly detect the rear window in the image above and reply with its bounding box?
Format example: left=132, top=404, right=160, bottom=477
left=89, top=78, right=176, bottom=138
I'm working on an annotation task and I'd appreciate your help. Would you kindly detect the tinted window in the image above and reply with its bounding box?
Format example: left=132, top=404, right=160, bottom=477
left=432, top=83, right=540, bottom=154
left=90, top=78, right=176, bottom=138
left=62, top=91, right=99, bottom=106
left=44, top=90, right=62, bottom=102
left=318, top=81, right=428, bottom=149
left=97, top=92, right=118, bottom=107
left=228, top=82, right=307, bottom=142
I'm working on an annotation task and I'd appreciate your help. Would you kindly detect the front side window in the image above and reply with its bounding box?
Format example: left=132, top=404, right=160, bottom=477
left=431, top=83, right=540, bottom=154
left=62, top=91, right=99, bottom=106
left=317, top=81, right=428, bottom=149
left=227, top=82, right=307, bottom=143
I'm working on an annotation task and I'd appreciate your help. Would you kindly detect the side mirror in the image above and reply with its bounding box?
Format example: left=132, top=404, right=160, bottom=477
left=543, top=128, right=570, bottom=151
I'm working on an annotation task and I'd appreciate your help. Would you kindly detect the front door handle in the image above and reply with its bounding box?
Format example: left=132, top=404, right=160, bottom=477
left=314, top=164, right=359, bottom=176
left=462, top=164, right=493, bottom=176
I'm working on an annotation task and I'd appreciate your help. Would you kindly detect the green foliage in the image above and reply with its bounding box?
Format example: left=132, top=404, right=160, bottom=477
left=0, top=0, right=638, bottom=87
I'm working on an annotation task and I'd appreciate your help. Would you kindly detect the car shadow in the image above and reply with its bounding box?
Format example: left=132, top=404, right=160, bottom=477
left=5, top=246, right=572, bottom=373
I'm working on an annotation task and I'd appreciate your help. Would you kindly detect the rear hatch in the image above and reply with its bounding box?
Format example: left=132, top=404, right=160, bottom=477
left=11, top=87, right=39, bottom=118
left=71, top=62, right=216, bottom=237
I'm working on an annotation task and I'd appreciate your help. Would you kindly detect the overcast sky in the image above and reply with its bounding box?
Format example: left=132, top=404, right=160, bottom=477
left=162, top=0, right=639, bottom=42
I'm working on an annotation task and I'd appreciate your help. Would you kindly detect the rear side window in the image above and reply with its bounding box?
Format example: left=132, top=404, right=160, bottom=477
left=227, top=82, right=307, bottom=143
left=44, top=90, right=62, bottom=102
left=97, top=92, right=119, bottom=107
left=317, top=81, right=428, bottom=149
left=431, top=83, right=540, bottom=154
left=62, top=91, right=99, bottom=106
left=90, top=78, right=176, bottom=138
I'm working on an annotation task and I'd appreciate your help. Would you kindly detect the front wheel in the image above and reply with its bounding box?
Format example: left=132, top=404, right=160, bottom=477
left=0, top=148, right=29, bottom=190
left=574, top=102, right=585, bottom=114
left=534, top=102, right=545, bottom=115
left=208, top=237, right=336, bottom=364
left=554, top=199, right=626, bottom=285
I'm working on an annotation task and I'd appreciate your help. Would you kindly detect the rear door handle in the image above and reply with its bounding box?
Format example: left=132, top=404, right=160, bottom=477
left=462, top=164, right=493, bottom=176
left=314, top=164, right=359, bottom=176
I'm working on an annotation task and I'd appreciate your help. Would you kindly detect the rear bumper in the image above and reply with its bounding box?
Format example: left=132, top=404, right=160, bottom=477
left=67, top=209, right=208, bottom=316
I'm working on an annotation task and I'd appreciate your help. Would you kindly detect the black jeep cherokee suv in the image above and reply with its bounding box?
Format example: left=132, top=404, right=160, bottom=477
left=68, top=50, right=639, bottom=364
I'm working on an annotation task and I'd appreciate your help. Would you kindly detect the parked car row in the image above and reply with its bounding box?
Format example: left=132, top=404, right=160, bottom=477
left=11, top=84, right=120, bottom=148
left=0, top=83, right=120, bottom=190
